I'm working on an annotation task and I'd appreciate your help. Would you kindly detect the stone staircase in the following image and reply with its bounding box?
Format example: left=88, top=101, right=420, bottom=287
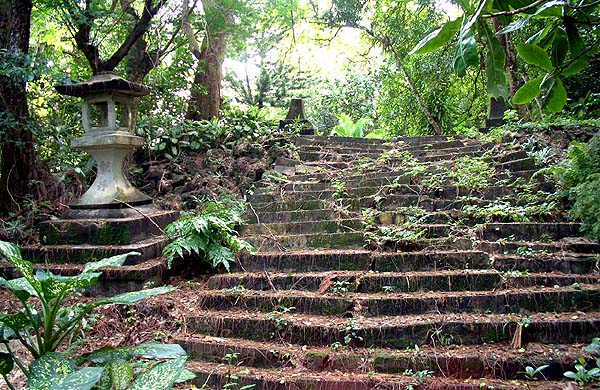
left=177, top=135, right=600, bottom=389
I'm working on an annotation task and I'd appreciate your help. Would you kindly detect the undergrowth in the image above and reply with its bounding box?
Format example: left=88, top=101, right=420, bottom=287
left=162, top=198, right=254, bottom=271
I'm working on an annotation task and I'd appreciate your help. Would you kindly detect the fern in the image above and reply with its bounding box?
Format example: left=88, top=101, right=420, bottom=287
left=162, top=199, right=254, bottom=271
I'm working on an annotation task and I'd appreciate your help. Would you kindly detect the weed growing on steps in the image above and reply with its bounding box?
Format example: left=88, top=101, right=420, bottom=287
left=342, top=319, right=363, bottom=347
left=266, top=306, right=295, bottom=339
left=562, top=338, right=600, bottom=385
left=362, top=207, right=427, bottom=250
left=522, top=364, right=549, bottom=380
left=222, top=352, right=256, bottom=390
left=448, top=156, right=495, bottom=189
left=330, top=280, right=351, bottom=295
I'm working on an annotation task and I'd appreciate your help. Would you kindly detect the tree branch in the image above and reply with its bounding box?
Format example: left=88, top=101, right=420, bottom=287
left=483, top=0, right=546, bottom=18
left=104, top=0, right=165, bottom=71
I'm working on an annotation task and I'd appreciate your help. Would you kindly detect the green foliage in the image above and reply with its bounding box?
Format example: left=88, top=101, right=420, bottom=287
left=330, top=114, right=370, bottom=138
left=523, top=364, right=549, bottom=380
left=555, top=132, right=600, bottom=240
left=564, top=360, right=600, bottom=384
left=162, top=199, right=255, bottom=271
left=570, top=174, right=600, bottom=240
left=448, top=156, right=495, bottom=188
left=411, top=0, right=600, bottom=113
left=138, top=106, right=280, bottom=161
left=0, top=241, right=182, bottom=389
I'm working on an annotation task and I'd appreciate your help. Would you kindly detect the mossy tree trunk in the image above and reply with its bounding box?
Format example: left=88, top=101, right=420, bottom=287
left=0, top=0, right=39, bottom=216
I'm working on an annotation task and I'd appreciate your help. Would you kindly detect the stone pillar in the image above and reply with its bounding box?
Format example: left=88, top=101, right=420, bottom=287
left=279, top=98, right=314, bottom=135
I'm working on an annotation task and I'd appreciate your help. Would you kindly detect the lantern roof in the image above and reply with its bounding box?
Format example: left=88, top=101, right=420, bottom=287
left=55, top=71, right=150, bottom=97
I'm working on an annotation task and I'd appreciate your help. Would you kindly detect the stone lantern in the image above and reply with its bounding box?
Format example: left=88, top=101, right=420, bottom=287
left=55, top=72, right=152, bottom=217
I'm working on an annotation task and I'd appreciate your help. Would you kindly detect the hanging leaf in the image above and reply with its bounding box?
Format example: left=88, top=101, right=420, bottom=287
left=479, top=22, right=508, bottom=98
left=565, top=16, right=586, bottom=56
left=513, top=76, right=544, bottom=104
left=551, top=28, right=569, bottom=67
left=517, top=43, right=553, bottom=71
left=497, top=1, right=565, bottom=35
left=562, top=57, right=589, bottom=77
left=454, top=24, right=478, bottom=77
left=545, top=77, right=567, bottom=113
left=409, top=17, right=462, bottom=55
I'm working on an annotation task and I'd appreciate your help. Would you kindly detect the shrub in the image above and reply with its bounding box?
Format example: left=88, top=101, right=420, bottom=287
left=0, top=241, right=191, bottom=390
left=570, top=174, right=600, bottom=240
left=162, top=198, right=255, bottom=271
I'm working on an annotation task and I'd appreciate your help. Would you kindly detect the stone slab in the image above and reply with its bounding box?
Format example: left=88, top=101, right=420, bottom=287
left=22, top=236, right=169, bottom=265
left=40, top=208, right=178, bottom=245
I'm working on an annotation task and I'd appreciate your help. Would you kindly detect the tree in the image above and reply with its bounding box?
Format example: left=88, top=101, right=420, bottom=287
left=411, top=0, right=600, bottom=114
left=186, top=0, right=233, bottom=120
left=0, top=0, right=40, bottom=217
left=322, top=0, right=446, bottom=134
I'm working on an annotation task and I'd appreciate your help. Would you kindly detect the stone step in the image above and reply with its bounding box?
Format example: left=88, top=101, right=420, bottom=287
left=478, top=239, right=600, bottom=255
left=236, top=250, right=489, bottom=272
left=184, top=359, right=566, bottom=390
left=189, top=285, right=600, bottom=316
left=40, top=209, right=178, bottom=245
left=187, top=309, right=600, bottom=348
left=0, top=257, right=167, bottom=295
left=292, top=150, right=531, bottom=172
left=241, top=219, right=363, bottom=235
left=297, top=143, right=489, bottom=163
left=283, top=168, right=540, bottom=186
left=491, top=252, right=600, bottom=274
left=245, top=209, right=339, bottom=224
left=292, top=135, right=451, bottom=147
left=178, top=334, right=579, bottom=381
left=21, top=236, right=168, bottom=264
left=249, top=183, right=554, bottom=205
left=245, top=232, right=366, bottom=251
left=208, top=270, right=600, bottom=293
left=482, top=222, right=582, bottom=241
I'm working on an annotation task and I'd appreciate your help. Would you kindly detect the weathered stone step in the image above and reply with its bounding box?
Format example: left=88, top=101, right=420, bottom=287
left=491, top=253, right=600, bottom=274
left=187, top=309, right=600, bottom=348
left=293, top=150, right=531, bottom=172
left=208, top=270, right=600, bottom=293
left=297, top=143, right=488, bottom=163
left=482, top=222, right=581, bottom=241
left=0, top=258, right=167, bottom=295
left=178, top=334, right=579, bottom=381
left=237, top=250, right=488, bottom=272
left=184, top=359, right=563, bottom=390
left=21, top=236, right=168, bottom=264
left=283, top=168, right=540, bottom=187
left=249, top=183, right=554, bottom=210
left=241, top=219, right=363, bottom=235
left=479, top=239, right=600, bottom=255
left=292, top=135, right=451, bottom=147
left=246, top=209, right=339, bottom=224
left=245, top=232, right=366, bottom=251
left=190, top=285, right=600, bottom=316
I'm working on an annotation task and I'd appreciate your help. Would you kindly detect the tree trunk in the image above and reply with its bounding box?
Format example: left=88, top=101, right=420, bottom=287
left=0, top=0, right=38, bottom=216
left=493, top=17, right=527, bottom=119
left=186, top=0, right=231, bottom=121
